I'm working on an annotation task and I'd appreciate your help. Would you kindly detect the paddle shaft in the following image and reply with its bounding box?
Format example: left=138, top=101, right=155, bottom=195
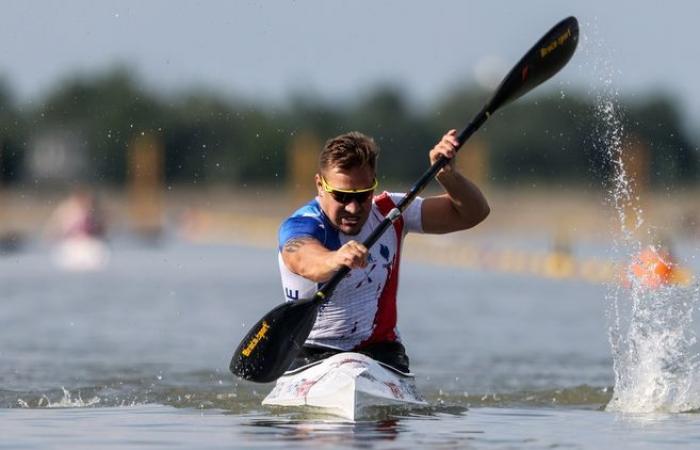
left=230, top=16, right=579, bottom=383
left=317, top=105, right=490, bottom=299
left=317, top=14, right=581, bottom=299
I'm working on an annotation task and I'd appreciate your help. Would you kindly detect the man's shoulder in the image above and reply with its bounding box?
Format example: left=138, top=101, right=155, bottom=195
left=373, top=191, right=408, bottom=214
left=278, top=198, right=333, bottom=249
left=287, top=198, right=323, bottom=220
left=372, top=191, right=394, bottom=207
left=373, top=191, right=424, bottom=234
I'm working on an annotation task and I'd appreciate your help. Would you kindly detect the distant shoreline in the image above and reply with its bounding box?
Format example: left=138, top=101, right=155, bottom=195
left=1, top=184, right=698, bottom=243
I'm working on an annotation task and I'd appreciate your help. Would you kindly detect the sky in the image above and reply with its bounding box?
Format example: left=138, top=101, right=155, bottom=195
left=1, top=1, right=699, bottom=128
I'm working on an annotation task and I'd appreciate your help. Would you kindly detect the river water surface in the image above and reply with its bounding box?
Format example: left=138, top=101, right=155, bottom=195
left=1, top=239, right=700, bottom=449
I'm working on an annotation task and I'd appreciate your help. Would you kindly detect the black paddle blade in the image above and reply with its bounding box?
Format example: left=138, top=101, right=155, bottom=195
left=486, top=16, right=579, bottom=114
left=230, top=298, right=319, bottom=383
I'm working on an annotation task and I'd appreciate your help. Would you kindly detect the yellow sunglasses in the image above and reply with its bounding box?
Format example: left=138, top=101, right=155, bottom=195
left=320, top=176, right=378, bottom=204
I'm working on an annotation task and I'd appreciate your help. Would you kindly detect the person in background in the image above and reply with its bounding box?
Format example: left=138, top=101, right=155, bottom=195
left=46, top=187, right=106, bottom=241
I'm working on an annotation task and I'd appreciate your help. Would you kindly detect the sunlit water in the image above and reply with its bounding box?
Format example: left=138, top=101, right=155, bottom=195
left=2, top=239, right=700, bottom=448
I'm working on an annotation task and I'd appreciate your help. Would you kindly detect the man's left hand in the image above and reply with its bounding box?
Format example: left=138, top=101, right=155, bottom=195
left=429, top=129, right=460, bottom=176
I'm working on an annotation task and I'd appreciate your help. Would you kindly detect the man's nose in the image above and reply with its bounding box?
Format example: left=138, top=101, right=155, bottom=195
left=344, top=200, right=361, bottom=214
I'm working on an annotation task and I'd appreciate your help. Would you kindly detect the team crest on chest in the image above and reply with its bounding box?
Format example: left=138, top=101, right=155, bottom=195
left=354, top=243, right=393, bottom=289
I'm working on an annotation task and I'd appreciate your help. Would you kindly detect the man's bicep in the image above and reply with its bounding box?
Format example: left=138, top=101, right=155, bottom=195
left=278, top=214, right=330, bottom=278
left=281, top=236, right=320, bottom=254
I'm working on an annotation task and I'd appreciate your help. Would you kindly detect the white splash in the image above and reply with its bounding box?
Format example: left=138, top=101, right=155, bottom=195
left=607, top=284, right=700, bottom=413
left=36, top=387, right=101, bottom=408
left=585, top=23, right=700, bottom=413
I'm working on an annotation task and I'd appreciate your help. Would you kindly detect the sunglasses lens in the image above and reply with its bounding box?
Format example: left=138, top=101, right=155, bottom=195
left=331, top=190, right=372, bottom=204
left=322, top=176, right=377, bottom=204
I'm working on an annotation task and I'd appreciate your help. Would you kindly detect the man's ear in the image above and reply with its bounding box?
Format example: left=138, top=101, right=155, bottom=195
left=314, top=173, right=323, bottom=196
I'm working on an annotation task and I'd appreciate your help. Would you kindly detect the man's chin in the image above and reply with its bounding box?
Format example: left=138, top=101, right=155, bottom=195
left=339, top=222, right=363, bottom=235
left=340, top=225, right=361, bottom=236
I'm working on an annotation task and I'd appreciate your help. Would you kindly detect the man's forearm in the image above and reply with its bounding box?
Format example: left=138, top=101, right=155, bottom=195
left=282, top=238, right=337, bottom=283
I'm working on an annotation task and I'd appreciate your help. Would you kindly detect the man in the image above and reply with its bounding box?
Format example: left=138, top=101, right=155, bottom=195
left=278, top=129, right=489, bottom=373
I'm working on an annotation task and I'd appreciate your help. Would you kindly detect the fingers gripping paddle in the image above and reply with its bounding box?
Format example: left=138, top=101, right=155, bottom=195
left=230, top=16, right=579, bottom=383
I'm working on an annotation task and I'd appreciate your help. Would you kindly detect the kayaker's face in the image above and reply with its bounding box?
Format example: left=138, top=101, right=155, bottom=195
left=316, top=165, right=376, bottom=236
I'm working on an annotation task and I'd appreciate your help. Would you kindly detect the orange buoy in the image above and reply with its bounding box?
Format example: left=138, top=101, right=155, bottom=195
left=628, top=245, right=674, bottom=289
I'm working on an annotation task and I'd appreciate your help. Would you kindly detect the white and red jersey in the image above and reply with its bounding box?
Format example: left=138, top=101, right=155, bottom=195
left=278, top=192, right=423, bottom=351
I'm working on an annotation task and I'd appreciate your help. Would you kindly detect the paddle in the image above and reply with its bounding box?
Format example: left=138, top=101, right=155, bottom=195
left=230, top=16, right=579, bottom=383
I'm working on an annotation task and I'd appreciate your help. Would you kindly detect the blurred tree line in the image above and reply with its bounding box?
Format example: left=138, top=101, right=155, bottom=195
left=0, top=67, right=697, bottom=188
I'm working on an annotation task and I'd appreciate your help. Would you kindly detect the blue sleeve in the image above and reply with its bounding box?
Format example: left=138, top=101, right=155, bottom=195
left=278, top=216, right=325, bottom=250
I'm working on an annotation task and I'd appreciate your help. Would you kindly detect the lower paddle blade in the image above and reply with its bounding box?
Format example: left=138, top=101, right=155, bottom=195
left=230, top=298, right=319, bottom=383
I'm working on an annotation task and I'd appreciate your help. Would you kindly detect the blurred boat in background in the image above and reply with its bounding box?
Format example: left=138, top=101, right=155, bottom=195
left=53, top=235, right=109, bottom=271
left=45, top=187, right=109, bottom=271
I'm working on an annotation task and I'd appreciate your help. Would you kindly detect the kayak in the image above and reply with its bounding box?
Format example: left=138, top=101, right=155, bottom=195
left=262, top=352, right=426, bottom=420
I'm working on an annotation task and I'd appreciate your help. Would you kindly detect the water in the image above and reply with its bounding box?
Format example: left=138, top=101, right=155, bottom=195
left=2, top=240, right=700, bottom=448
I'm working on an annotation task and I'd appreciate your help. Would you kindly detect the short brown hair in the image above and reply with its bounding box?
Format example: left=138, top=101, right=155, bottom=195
left=319, top=132, right=379, bottom=172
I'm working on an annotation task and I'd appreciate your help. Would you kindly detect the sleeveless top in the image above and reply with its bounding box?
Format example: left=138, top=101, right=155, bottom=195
left=277, top=192, right=423, bottom=350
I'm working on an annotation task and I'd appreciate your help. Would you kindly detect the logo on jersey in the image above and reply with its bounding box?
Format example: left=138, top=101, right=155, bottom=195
left=284, top=287, right=299, bottom=301
left=379, top=244, right=393, bottom=270
left=355, top=261, right=377, bottom=288
left=355, top=245, right=395, bottom=289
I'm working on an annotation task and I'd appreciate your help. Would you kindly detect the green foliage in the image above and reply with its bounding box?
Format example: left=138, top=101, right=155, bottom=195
left=345, top=85, right=434, bottom=182
left=35, top=67, right=164, bottom=183
left=478, top=94, right=598, bottom=183
left=0, top=67, right=697, bottom=187
left=0, top=78, right=25, bottom=184
left=625, top=94, right=698, bottom=183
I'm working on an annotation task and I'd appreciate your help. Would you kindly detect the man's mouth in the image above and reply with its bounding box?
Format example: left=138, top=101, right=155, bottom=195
left=340, top=216, right=360, bottom=226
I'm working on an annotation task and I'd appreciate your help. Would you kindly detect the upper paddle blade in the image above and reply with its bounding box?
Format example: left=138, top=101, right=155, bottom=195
left=230, top=298, right=319, bottom=383
left=486, top=16, right=579, bottom=114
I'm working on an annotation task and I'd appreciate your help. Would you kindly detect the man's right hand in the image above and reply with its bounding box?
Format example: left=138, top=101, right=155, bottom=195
left=332, top=240, right=369, bottom=270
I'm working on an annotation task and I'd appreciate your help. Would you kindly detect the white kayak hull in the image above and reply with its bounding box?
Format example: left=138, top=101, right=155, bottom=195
left=262, top=352, right=426, bottom=420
